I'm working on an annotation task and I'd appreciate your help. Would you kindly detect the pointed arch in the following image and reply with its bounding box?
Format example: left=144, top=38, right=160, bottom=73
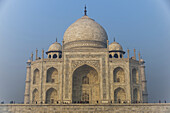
left=53, top=54, right=57, bottom=58
left=32, top=88, right=39, bottom=104
left=33, top=69, right=40, bottom=84
left=113, top=67, right=125, bottom=83
left=132, top=68, right=139, bottom=84
left=72, top=64, right=99, bottom=104
left=114, top=87, right=126, bottom=103
left=109, top=54, right=112, bottom=58
left=46, top=67, right=58, bottom=83
left=46, top=88, right=57, bottom=104
left=114, top=54, right=118, bottom=58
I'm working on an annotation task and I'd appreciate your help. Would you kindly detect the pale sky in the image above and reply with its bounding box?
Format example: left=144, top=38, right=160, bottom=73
left=0, top=0, right=170, bottom=103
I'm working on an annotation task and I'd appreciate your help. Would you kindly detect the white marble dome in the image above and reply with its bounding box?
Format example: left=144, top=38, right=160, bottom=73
left=63, top=16, right=108, bottom=49
left=48, top=41, right=62, bottom=52
left=109, top=41, right=123, bottom=51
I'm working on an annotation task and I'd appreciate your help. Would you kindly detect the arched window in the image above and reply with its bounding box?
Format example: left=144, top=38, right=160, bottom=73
left=59, top=55, right=62, bottom=58
left=32, top=89, right=39, bottom=104
left=114, top=88, right=126, bottom=103
left=120, top=54, right=122, bottom=58
left=109, top=54, right=112, bottom=58
left=49, top=55, right=51, bottom=58
left=33, top=69, right=39, bottom=84
left=46, top=67, right=58, bottom=83
left=53, top=54, right=57, bottom=58
left=82, top=76, right=89, bottom=84
left=114, top=54, right=118, bottom=58
left=117, top=78, right=120, bottom=82
left=132, top=68, right=138, bottom=84
left=113, top=67, right=125, bottom=83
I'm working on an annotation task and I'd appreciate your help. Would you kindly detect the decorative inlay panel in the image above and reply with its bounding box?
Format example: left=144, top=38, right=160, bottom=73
left=71, top=60, right=100, bottom=72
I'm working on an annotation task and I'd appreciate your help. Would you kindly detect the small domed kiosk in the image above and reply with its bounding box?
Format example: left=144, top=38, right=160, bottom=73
left=46, top=39, right=62, bottom=59
left=109, top=39, right=125, bottom=58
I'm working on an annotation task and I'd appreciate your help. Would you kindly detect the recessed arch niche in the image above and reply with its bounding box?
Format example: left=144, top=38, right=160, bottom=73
left=72, top=64, right=99, bottom=104
left=113, top=67, right=125, bottom=83
left=32, top=88, right=39, bottom=104
left=46, top=67, right=58, bottom=83
left=33, top=69, right=40, bottom=84
left=46, top=88, right=57, bottom=104
left=114, top=87, right=126, bottom=103
left=132, top=68, right=139, bottom=84
left=133, top=88, right=140, bottom=103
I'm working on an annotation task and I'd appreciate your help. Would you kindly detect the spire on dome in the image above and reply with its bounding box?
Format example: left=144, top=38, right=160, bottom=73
left=56, top=37, right=57, bottom=42
left=84, top=5, right=87, bottom=16
left=114, top=37, right=115, bottom=42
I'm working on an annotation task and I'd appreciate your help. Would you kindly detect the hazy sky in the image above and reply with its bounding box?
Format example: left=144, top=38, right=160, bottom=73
left=0, top=0, right=170, bottom=103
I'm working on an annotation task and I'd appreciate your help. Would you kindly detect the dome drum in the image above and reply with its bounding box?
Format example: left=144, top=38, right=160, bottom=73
left=63, top=40, right=107, bottom=49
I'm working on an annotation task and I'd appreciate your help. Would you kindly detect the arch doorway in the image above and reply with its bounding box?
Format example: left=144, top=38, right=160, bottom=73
left=133, top=88, right=140, bottom=103
left=114, top=87, right=126, bottom=103
left=46, top=88, right=57, bottom=104
left=32, top=89, right=39, bottom=104
left=72, top=65, right=99, bottom=104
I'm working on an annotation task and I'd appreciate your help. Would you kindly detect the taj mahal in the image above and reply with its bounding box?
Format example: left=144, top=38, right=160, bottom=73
left=1, top=6, right=170, bottom=113
left=24, top=7, right=148, bottom=105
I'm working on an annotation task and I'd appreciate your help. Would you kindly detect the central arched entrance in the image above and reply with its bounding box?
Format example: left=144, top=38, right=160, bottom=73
left=72, top=65, right=100, bottom=104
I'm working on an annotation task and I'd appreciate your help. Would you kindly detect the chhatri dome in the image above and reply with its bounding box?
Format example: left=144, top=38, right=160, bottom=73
left=109, top=39, right=125, bottom=58
left=46, top=38, right=62, bottom=59
left=47, top=39, right=62, bottom=52
left=63, top=6, right=108, bottom=49
left=109, top=39, right=123, bottom=51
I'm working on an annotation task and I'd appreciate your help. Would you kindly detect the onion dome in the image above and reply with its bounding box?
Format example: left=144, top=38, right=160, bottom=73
left=63, top=15, right=108, bottom=49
